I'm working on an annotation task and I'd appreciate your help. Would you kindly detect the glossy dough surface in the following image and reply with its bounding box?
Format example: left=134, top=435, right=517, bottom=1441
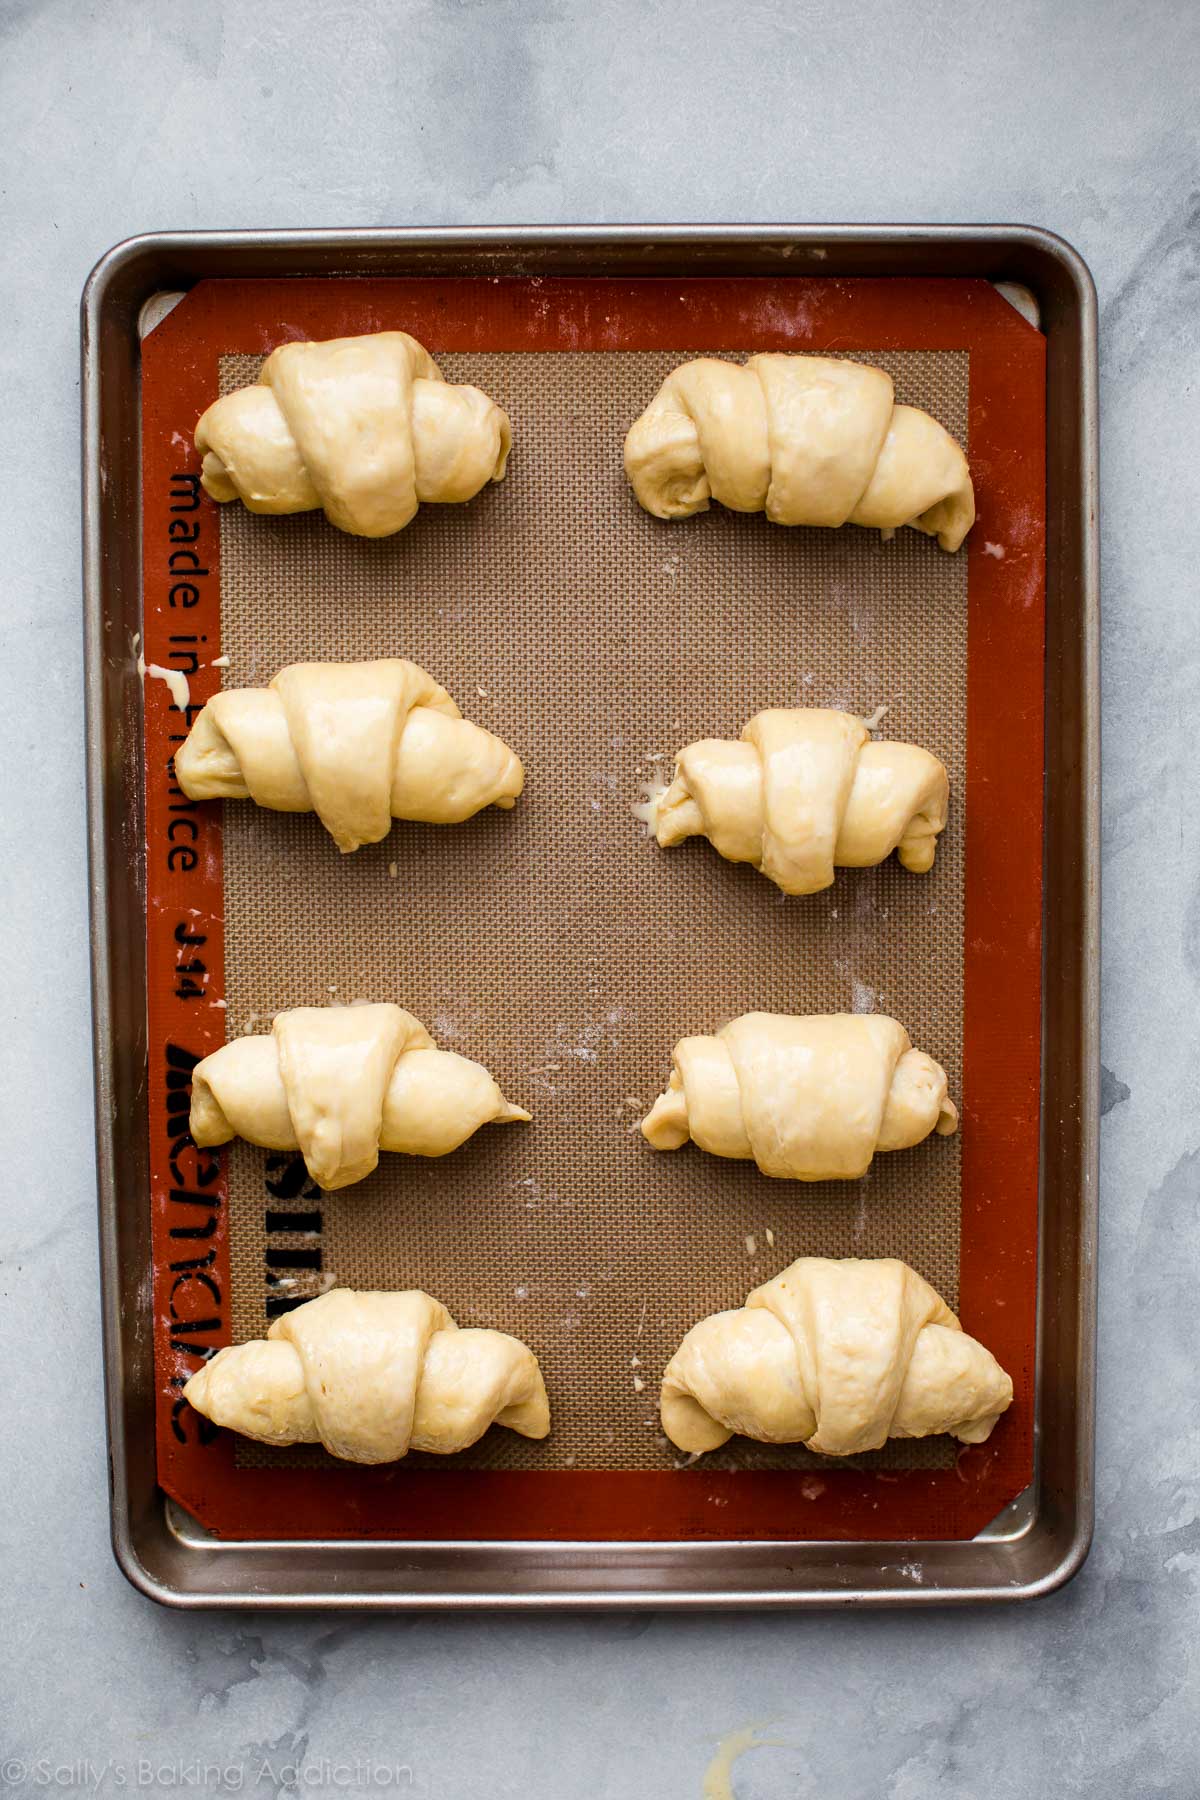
left=625, top=352, right=974, bottom=551
left=195, top=331, right=511, bottom=537
left=649, top=707, right=948, bottom=894
left=641, top=1012, right=957, bottom=1180
left=175, top=658, right=524, bottom=853
left=191, top=1003, right=529, bottom=1192
left=661, top=1257, right=1012, bottom=1457
left=183, top=1288, right=550, bottom=1464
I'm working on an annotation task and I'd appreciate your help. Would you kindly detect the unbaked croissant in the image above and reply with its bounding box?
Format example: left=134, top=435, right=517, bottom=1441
left=625, top=352, right=974, bottom=551
left=661, top=1257, right=1012, bottom=1457
left=642, top=1012, right=957, bottom=1181
left=175, top=658, right=523, bottom=853
left=183, top=1287, right=550, bottom=1463
left=191, top=1003, right=529, bottom=1192
left=646, top=707, right=948, bottom=894
left=195, top=330, right=511, bottom=537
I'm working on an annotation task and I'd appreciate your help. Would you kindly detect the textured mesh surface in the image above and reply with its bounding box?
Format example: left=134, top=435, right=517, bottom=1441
left=218, top=348, right=967, bottom=1473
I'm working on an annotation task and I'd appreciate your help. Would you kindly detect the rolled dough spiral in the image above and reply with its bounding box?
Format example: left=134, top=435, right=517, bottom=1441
left=175, top=658, right=523, bottom=853
left=625, top=352, right=974, bottom=551
left=661, top=1257, right=1012, bottom=1457
left=641, top=1012, right=957, bottom=1181
left=648, top=707, right=948, bottom=894
left=184, top=1288, right=550, bottom=1464
left=191, top=1003, right=529, bottom=1192
left=195, top=331, right=511, bottom=537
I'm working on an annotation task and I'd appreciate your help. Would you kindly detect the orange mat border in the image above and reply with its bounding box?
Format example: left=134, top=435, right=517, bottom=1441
left=141, top=275, right=1045, bottom=1543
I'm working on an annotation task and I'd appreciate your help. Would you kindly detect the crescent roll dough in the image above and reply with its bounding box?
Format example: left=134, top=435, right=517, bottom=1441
left=661, top=1257, right=1012, bottom=1457
left=625, top=353, right=974, bottom=551
left=642, top=1012, right=957, bottom=1180
left=183, top=1288, right=550, bottom=1463
left=648, top=707, right=948, bottom=894
left=191, top=1003, right=530, bottom=1192
left=195, top=331, right=511, bottom=537
left=175, top=658, right=523, bottom=853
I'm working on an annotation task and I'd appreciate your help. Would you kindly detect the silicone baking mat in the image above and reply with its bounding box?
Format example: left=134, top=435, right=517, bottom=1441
left=141, top=276, right=1045, bottom=1541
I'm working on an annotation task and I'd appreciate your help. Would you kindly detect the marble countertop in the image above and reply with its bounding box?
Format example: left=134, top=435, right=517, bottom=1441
left=2, top=0, right=1196, bottom=1792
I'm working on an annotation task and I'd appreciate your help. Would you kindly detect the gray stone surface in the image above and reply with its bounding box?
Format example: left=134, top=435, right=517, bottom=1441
left=1, top=0, right=1197, bottom=1793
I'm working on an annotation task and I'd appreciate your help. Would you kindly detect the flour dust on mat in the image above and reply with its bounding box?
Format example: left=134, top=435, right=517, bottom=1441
left=215, top=348, right=967, bottom=1473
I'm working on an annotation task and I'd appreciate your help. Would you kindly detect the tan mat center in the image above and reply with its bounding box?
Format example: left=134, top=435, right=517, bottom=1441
left=219, top=348, right=966, bottom=1473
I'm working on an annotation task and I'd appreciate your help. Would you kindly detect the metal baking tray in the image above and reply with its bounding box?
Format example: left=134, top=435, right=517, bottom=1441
left=82, top=225, right=1098, bottom=1608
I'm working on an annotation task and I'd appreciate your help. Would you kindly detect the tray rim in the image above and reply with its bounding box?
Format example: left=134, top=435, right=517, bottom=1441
left=82, top=222, right=1098, bottom=1610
